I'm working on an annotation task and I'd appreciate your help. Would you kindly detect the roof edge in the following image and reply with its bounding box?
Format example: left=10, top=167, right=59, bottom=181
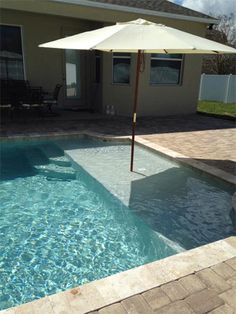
left=51, top=0, right=219, bottom=24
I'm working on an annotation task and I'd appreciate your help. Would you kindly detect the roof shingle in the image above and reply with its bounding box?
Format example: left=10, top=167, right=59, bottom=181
left=89, top=0, right=213, bottom=20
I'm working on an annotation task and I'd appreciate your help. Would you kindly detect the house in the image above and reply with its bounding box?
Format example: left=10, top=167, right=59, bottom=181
left=0, top=0, right=217, bottom=116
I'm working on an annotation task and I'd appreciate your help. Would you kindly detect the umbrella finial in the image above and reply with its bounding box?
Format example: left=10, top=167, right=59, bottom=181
left=117, top=19, right=165, bottom=27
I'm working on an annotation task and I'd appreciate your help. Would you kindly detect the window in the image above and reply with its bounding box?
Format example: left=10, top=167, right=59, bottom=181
left=150, top=54, right=183, bottom=85
left=0, top=25, right=25, bottom=80
left=112, top=53, right=131, bottom=84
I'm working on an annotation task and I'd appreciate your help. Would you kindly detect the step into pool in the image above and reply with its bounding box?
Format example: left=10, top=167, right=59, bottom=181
left=0, top=137, right=235, bottom=310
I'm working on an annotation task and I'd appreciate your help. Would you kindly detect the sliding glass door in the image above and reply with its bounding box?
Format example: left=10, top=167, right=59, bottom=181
left=62, top=26, right=102, bottom=109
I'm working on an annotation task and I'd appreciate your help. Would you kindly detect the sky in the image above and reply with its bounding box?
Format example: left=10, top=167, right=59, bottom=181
left=169, top=0, right=236, bottom=20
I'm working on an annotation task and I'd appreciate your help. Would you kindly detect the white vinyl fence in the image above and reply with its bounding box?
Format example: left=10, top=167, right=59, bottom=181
left=199, top=74, right=236, bottom=103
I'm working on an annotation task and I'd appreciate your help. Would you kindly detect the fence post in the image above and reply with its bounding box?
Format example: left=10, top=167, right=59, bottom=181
left=199, top=73, right=205, bottom=101
left=224, top=74, right=232, bottom=103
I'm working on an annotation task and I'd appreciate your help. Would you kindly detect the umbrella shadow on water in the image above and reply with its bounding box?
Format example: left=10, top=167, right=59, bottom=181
left=128, top=166, right=235, bottom=250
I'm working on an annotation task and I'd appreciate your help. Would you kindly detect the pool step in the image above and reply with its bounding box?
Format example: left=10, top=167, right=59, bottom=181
left=38, top=143, right=64, bottom=158
left=24, top=143, right=75, bottom=180
left=24, top=147, right=49, bottom=166
left=49, top=156, right=71, bottom=167
left=35, top=163, right=76, bottom=180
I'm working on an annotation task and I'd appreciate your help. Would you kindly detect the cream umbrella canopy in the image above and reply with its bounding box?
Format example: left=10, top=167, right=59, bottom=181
left=40, top=19, right=236, bottom=171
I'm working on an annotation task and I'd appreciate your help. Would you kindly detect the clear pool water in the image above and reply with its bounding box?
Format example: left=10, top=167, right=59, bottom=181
left=0, top=138, right=235, bottom=310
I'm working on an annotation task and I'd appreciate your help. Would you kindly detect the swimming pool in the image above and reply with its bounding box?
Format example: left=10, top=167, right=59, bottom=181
left=0, top=137, right=235, bottom=310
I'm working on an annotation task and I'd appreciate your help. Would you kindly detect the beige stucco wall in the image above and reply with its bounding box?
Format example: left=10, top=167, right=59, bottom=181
left=102, top=53, right=203, bottom=117
left=0, top=8, right=101, bottom=107
left=102, top=21, right=206, bottom=117
left=0, top=3, right=207, bottom=116
left=139, top=54, right=203, bottom=116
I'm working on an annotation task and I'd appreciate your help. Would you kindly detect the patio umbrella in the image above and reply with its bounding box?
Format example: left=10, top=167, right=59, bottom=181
left=39, top=19, right=236, bottom=171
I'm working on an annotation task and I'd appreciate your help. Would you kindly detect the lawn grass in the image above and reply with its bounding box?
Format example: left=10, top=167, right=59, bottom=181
left=198, top=101, right=236, bottom=118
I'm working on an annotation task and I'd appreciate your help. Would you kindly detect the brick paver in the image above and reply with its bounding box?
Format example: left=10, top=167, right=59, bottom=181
left=209, top=304, right=235, bottom=314
left=219, top=288, right=236, bottom=310
left=185, top=289, right=224, bottom=314
left=142, top=287, right=171, bottom=311
left=211, top=263, right=236, bottom=280
left=227, top=276, right=236, bottom=288
left=178, top=274, right=206, bottom=294
left=156, top=300, right=194, bottom=314
left=225, top=257, right=236, bottom=270
left=160, top=281, right=189, bottom=301
left=121, top=295, right=153, bottom=314
left=196, top=268, right=231, bottom=293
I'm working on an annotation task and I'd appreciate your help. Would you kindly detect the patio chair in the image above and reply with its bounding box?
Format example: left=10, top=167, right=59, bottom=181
left=0, top=80, right=10, bottom=107
left=0, top=80, right=30, bottom=118
left=43, top=84, right=62, bottom=113
left=0, top=79, right=29, bottom=108
left=1, top=79, right=45, bottom=119
left=24, top=86, right=44, bottom=109
left=0, top=80, right=13, bottom=118
left=19, top=82, right=44, bottom=115
left=13, top=80, right=31, bottom=107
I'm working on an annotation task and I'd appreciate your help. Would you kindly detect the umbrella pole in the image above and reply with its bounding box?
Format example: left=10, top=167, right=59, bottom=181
left=130, top=49, right=142, bottom=172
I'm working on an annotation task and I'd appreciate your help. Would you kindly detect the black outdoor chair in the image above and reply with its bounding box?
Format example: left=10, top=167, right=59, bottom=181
left=0, top=80, right=13, bottom=118
left=0, top=79, right=30, bottom=108
left=11, top=80, right=31, bottom=106
left=0, top=79, right=45, bottom=119
left=43, top=84, right=62, bottom=113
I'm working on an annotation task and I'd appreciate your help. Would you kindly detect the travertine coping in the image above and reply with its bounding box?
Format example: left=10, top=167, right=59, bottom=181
left=0, top=131, right=86, bottom=143
left=2, top=237, right=236, bottom=314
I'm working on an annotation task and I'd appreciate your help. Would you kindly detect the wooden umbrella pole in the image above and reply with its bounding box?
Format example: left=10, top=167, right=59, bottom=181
left=130, top=49, right=142, bottom=172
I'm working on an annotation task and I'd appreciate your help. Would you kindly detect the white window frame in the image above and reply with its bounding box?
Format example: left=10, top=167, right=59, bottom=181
left=112, top=53, right=131, bottom=85
left=150, top=54, right=184, bottom=86
left=0, top=23, right=26, bottom=80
